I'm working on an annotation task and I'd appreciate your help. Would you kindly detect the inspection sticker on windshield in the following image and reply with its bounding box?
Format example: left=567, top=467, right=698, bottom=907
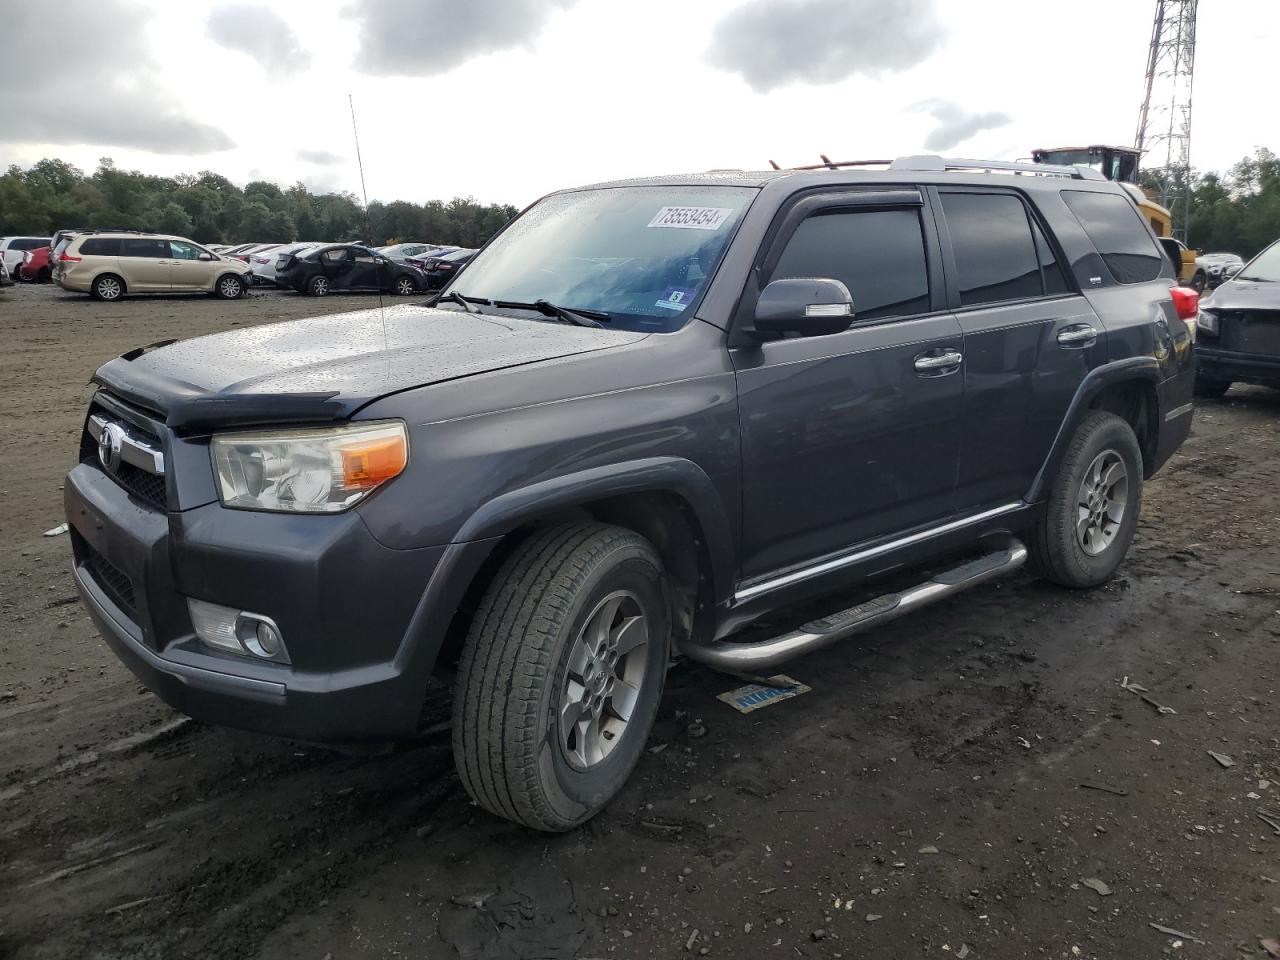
left=648, top=206, right=733, bottom=230
left=655, top=286, right=695, bottom=311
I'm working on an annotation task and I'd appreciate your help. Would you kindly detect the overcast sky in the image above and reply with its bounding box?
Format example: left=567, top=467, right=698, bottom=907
left=2, top=0, right=1274, bottom=208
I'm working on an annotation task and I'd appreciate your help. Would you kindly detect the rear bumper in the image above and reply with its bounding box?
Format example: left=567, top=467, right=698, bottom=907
left=1196, top=344, right=1280, bottom=386
left=65, top=460, right=496, bottom=743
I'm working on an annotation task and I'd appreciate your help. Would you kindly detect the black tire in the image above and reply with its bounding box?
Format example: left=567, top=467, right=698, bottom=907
left=1193, top=375, right=1231, bottom=399
left=91, top=274, right=125, bottom=302
left=1190, top=270, right=1207, bottom=293
left=393, top=275, right=417, bottom=296
left=308, top=275, right=330, bottom=297
left=215, top=274, right=245, bottom=300
left=38, top=267, right=51, bottom=283
left=452, top=523, right=670, bottom=832
left=1028, top=411, right=1143, bottom=588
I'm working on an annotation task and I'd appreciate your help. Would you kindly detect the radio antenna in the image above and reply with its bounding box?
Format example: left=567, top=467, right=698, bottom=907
left=348, top=93, right=388, bottom=350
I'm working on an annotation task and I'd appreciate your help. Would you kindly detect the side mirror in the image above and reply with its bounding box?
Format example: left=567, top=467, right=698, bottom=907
left=753, top=278, right=854, bottom=336
left=199, top=252, right=214, bottom=261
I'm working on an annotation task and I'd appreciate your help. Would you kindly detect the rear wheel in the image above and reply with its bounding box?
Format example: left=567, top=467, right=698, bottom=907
left=215, top=274, right=245, bottom=299
left=91, top=274, right=125, bottom=302
left=1028, top=411, right=1143, bottom=588
left=1193, top=375, right=1231, bottom=399
left=394, top=275, right=416, bottom=296
left=308, top=275, right=330, bottom=297
left=452, top=523, right=670, bottom=831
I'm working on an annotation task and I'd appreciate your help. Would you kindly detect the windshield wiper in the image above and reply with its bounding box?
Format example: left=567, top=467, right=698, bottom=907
left=429, top=290, right=490, bottom=313
left=493, top=299, right=610, bottom=328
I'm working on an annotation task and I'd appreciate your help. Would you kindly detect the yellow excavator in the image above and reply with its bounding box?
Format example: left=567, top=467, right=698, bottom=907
left=1032, top=145, right=1204, bottom=291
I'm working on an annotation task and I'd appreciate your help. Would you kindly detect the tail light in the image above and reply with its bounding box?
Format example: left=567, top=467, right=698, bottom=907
left=59, top=251, right=81, bottom=263
left=23, top=251, right=32, bottom=264
left=1170, top=286, right=1199, bottom=321
left=437, top=263, right=454, bottom=271
left=253, top=256, right=270, bottom=264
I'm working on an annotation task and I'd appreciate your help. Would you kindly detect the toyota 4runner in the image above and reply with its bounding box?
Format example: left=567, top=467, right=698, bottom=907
left=66, top=156, right=1197, bottom=831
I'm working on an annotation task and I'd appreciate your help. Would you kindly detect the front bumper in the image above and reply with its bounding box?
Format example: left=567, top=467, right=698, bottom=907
left=1196, top=344, right=1280, bottom=387
left=66, top=459, right=493, bottom=743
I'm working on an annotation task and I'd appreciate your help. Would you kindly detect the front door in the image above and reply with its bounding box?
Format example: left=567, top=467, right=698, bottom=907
left=320, top=246, right=359, bottom=288
left=348, top=248, right=381, bottom=289
left=166, top=239, right=213, bottom=291
left=731, top=190, right=964, bottom=581
left=118, top=237, right=171, bottom=292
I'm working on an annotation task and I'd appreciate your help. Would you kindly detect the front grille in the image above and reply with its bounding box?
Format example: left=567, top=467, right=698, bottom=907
left=85, top=544, right=137, bottom=620
left=79, top=399, right=169, bottom=510
left=1221, top=311, right=1280, bottom=358
left=114, top=461, right=168, bottom=507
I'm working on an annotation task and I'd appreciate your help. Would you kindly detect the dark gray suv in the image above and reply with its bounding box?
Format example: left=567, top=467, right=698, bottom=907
left=65, top=156, right=1197, bottom=831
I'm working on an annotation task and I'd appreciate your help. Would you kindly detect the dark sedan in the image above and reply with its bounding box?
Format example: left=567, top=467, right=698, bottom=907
left=1194, top=238, right=1280, bottom=397
left=275, top=244, right=428, bottom=297
left=421, top=248, right=476, bottom=290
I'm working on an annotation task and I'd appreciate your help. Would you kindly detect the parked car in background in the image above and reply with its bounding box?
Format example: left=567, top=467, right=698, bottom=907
left=275, top=244, right=427, bottom=296
left=221, top=243, right=269, bottom=261
left=1, top=236, right=51, bottom=278
left=251, top=242, right=320, bottom=286
left=421, top=248, right=475, bottom=289
left=378, top=242, right=440, bottom=261
left=19, top=244, right=52, bottom=281
left=404, top=245, right=459, bottom=269
left=1194, top=238, right=1280, bottom=397
left=55, top=233, right=252, bottom=301
left=1197, top=252, right=1243, bottom=289
left=0, top=261, right=12, bottom=288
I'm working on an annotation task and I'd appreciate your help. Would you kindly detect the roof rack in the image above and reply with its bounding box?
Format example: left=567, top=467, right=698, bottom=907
left=769, top=154, right=1105, bottom=181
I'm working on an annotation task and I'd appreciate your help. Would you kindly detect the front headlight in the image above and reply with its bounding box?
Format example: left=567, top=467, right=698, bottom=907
left=211, top=420, right=408, bottom=513
left=1196, top=309, right=1219, bottom=336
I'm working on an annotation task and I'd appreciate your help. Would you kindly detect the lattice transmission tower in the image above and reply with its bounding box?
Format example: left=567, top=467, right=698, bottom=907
left=1135, top=0, right=1198, bottom=242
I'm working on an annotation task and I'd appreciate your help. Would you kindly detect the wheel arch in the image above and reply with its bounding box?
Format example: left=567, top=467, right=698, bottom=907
left=1026, top=358, right=1162, bottom=503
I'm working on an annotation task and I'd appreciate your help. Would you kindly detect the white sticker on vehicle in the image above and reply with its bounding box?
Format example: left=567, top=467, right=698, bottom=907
left=647, top=206, right=733, bottom=231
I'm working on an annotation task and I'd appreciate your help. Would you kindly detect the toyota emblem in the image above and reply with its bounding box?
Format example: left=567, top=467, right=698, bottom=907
left=98, top=422, right=125, bottom=474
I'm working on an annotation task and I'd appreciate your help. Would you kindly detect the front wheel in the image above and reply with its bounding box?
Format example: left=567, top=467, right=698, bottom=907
left=1190, top=270, right=1207, bottom=293
left=452, top=524, right=670, bottom=831
left=215, top=274, right=246, bottom=299
left=393, top=275, right=417, bottom=296
left=1028, top=411, right=1143, bottom=588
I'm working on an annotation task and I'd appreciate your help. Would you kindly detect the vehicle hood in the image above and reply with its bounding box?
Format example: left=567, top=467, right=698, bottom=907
left=1202, top=279, right=1280, bottom=311
left=93, top=304, right=648, bottom=432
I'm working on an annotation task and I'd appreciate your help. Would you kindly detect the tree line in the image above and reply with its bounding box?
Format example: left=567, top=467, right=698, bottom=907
left=2, top=149, right=1278, bottom=257
left=0, top=158, right=521, bottom=249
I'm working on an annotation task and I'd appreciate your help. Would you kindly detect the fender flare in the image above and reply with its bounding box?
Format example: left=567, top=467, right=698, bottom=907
left=453, top=456, right=737, bottom=605
left=1024, top=357, right=1162, bottom=503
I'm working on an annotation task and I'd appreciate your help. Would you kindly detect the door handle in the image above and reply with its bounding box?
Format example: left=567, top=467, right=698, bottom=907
left=1057, top=324, right=1099, bottom=347
left=914, top=350, right=963, bottom=373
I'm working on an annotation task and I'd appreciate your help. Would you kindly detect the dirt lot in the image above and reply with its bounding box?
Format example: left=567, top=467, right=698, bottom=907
left=1, top=281, right=1278, bottom=960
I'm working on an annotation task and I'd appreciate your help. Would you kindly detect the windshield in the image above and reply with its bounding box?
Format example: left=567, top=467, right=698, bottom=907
left=452, top=185, right=756, bottom=331
left=1237, top=241, right=1280, bottom=282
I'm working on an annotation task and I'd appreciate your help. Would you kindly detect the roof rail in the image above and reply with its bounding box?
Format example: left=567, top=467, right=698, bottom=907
left=769, top=154, right=1105, bottom=180
left=888, top=155, right=1105, bottom=180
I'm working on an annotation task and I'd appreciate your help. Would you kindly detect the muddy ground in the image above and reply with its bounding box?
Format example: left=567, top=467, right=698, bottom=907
left=0, top=280, right=1278, bottom=960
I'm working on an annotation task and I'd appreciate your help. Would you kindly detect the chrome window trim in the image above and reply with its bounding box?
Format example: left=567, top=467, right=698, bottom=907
left=87, top=413, right=165, bottom=475
left=734, top=501, right=1025, bottom=604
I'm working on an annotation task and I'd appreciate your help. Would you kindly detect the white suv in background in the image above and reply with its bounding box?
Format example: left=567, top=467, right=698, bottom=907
left=1, top=236, right=50, bottom=277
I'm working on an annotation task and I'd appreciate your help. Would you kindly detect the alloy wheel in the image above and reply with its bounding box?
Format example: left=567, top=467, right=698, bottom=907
left=1076, top=449, right=1128, bottom=556
left=220, top=277, right=241, bottom=298
left=97, top=278, right=121, bottom=300
left=396, top=277, right=415, bottom=295
left=558, top=591, right=649, bottom=769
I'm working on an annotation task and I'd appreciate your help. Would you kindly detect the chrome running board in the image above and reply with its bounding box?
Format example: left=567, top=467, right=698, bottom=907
left=685, top=539, right=1028, bottom=671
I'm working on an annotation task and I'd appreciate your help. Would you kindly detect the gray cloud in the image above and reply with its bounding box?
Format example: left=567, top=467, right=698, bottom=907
left=706, top=0, right=945, bottom=93
left=207, top=4, right=311, bottom=74
left=914, top=100, right=1012, bottom=151
left=1, top=4, right=232, bottom=154
left=345, top=0, right=576, bottom=77
left=297, top=149, right=345, bottom=166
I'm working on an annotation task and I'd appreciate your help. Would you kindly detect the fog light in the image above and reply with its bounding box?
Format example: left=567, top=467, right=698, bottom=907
left=187, top=598, right=289, bottom=663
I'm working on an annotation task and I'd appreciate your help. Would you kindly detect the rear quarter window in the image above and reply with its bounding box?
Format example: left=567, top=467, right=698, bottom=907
left=79, top=238, right=123, bottom=256
left=1061, top=190, right=1166, bottom=284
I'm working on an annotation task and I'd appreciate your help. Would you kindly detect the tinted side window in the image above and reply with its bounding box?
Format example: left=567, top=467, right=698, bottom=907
left=940, top=193, right=1042, bottom=306
left=80, top=238, right=122, bottom=256
left=770, top=208, right=930, bottom=322
left=1030, top=216, right=1071, bottom=295
left=121, top=238, right=168, bottom=258
left=16, top=238, right=49, bottom=251
left=1061, top=190, right=1165, bottom=283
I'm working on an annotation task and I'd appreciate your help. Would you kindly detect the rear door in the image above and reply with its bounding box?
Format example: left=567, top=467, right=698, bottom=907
left=732, top=189, right=965, bottom=580
left=320, top=246, right=358, bottom=287
left=118, top=238, right=171, bottom=292
left=933, top=188, right=1104, bottom=510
